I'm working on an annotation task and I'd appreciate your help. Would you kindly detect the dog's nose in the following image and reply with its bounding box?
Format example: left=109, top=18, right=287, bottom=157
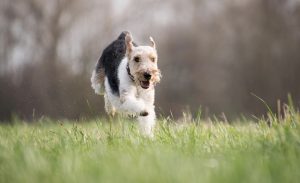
left=143, top=72, right=152, bottom=80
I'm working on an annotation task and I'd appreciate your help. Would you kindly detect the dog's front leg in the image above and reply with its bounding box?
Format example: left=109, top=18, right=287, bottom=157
left=119, top=90, right=147, bottom=116
left=138, top=106, right=155, bottom=137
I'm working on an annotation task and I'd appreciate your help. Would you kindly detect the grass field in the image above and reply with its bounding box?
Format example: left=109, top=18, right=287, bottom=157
left=0, top=107, right=300, bottom=183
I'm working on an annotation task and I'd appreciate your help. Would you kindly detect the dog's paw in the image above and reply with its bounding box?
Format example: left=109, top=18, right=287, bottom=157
left=140, top=110, right=149, bottom=116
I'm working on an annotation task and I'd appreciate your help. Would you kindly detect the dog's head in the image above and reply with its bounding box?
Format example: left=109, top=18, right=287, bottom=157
left=125, top=33, right=161, bottom=89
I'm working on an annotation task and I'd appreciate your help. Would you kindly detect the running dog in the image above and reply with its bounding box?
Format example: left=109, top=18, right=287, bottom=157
left=91, top=31, right=161, bottom=137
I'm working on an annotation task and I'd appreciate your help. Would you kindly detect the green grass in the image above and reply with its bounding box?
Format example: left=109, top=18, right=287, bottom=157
left=0, top=108, right=300, bottom=183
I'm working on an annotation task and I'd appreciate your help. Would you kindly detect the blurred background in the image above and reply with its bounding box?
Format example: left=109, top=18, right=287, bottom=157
left=1, top=0, right=300, bottom=121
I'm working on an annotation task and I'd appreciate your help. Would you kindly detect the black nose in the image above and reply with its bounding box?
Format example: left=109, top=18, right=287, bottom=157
left=144, top=72, right=152, bottom=80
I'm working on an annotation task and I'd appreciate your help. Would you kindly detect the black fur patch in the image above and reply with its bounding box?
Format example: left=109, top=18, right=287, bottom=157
left=95, top=31, right=137, bottom=95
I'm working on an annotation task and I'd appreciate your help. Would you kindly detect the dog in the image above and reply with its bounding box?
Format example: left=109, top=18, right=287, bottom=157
left=91, top=31, right=161, bottom=137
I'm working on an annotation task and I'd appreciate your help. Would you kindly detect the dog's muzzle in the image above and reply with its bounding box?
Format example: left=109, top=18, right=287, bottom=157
left=143, top=72, right=152, bottom=80
left=139, top=72, right=151, bottom=89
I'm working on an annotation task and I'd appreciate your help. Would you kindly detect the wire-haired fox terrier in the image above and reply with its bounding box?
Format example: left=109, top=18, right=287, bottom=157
left=91, top=31, right=161, bottom=137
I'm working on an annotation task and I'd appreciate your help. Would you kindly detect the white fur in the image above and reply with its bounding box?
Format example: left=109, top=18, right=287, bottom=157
left=103, top=57, right=156, bottom=136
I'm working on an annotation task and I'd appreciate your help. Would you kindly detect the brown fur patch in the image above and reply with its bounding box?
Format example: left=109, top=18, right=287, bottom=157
left=134, top=68, right=161, bottom=85
left=96, top=68, right=105, bottom=86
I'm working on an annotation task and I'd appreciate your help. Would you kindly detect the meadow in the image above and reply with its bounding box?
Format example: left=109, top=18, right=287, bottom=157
left=0, top=106, right=300, bottom=183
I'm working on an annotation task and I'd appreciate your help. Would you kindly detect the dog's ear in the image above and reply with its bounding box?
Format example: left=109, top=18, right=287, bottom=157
left=125, top=33, right=133, bottom=54
left=149, top=36, right=156, bottom=49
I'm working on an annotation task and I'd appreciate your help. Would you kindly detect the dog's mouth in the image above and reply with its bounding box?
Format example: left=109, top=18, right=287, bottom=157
left=140, top=80, right=150, bottom=89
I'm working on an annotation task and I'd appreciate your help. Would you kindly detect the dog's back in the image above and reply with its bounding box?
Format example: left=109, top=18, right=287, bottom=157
left=91, top=31, right=129, bottom=95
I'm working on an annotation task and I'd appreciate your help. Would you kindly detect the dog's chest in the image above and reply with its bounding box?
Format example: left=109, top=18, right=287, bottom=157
left=136, top=87, right=155, bottom=104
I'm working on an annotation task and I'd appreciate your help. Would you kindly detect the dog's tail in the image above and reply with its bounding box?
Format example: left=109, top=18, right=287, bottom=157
left=118, top=31, right=130, bottom=40
left=118, top=31, right=138, bottom=47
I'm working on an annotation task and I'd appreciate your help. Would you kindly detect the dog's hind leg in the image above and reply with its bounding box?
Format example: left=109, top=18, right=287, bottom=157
left=104, top=94, right=116, bottom=116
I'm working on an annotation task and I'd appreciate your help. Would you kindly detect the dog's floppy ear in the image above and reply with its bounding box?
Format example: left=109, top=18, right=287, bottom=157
left=125, top=32, right=133, bottom=54
left=149, top=36, right=156, bottom=49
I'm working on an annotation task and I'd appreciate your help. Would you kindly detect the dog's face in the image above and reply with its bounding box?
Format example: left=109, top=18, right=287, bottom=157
left=125, top=33, right=161, bottom=89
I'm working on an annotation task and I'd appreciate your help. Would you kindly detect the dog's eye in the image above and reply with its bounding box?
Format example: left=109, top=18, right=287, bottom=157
left=150, top=57, right=156, bottom=62
left=134, top=56, right=140, bottom=63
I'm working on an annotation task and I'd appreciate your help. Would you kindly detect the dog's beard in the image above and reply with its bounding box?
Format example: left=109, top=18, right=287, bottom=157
left=151, top=69, right=161, bottom=84
left=134, top=74, right=151, bottom=89
left=134, top=69, right=161, bottom=89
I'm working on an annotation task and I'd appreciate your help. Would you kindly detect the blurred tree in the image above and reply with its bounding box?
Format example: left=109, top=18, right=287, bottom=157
left=0, top=0, right=300, bottom=121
